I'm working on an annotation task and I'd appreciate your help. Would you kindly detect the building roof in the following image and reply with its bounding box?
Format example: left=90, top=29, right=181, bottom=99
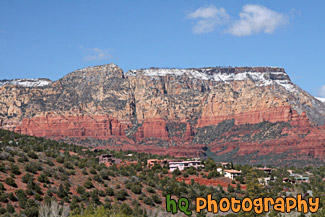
left=257, top=167, right=272, bottom=171
left=224, top=169, right=241, bottom=174
left=295, top=177, right=309, bottom=180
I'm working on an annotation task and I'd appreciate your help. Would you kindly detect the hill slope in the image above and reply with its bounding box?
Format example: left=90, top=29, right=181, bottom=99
left=0, top=128, right=176, bottom=216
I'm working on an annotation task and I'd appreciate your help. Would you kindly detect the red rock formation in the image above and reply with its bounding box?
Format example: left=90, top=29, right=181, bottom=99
left=0, top=64, right=325, bottom=165
left=15, top=115, right=128, bottom=139
left=208, top=124, right=325, bottom=160
left=197, top=106, right=300, bottom=127
left=135, top=118, right=169, bottom=141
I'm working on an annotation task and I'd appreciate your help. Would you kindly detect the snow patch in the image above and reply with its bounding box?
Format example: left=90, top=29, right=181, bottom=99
left=316, top=97, right=325, bottom=103
left=126, top=68, right=296, bottom=92
left=0, top=79, right=52, bottom=87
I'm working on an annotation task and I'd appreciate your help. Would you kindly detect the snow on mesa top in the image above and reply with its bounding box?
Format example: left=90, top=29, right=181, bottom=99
left=126, top=66, right=296, bottom=92
left=0, top=78, right=52, bottom=87
left=316, top=97, right=325, bottom=103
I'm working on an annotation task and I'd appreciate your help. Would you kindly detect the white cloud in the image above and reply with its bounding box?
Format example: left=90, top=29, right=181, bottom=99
left=227, top=4, right=288, bottom=36
left=187, top=5, right=229, bottom=34
left=317, top=85, right=325, bottom=97
left=82, top=47, right=112, bottom=61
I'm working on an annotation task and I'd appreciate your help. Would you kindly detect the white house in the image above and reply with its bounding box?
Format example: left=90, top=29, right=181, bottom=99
left=258, top=177, right=277, bottom=186
left=224, top=169, right=242, bottom=180
left=169, top=161, right=203, bottom=172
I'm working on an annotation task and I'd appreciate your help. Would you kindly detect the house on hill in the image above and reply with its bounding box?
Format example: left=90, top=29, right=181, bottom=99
left=169, top=160, right=203, bottom=172
left=224, top=169, right=242, bottom=180
left=147, top=159, right=161, bottom=168
left=97, top=154, right=122, bottom=167
left=258, top=177, right=277, bottom=186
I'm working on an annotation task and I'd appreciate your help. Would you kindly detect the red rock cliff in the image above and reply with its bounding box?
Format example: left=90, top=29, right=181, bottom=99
left=0, top=63, right=325, bottom=165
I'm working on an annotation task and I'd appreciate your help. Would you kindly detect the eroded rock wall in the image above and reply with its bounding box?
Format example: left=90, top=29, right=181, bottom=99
left=0, top=63, right=324, bottom=165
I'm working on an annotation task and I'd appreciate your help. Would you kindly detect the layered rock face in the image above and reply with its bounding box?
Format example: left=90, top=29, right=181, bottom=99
left=1, top=63, right=325, bottom=165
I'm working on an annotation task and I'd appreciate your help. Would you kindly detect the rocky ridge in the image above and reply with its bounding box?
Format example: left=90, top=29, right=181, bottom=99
left=0, top=63, right=325, bottom=165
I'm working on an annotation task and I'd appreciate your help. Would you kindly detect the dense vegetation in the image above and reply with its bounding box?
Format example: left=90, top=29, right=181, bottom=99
left=0, top=129, right=324, bottom=216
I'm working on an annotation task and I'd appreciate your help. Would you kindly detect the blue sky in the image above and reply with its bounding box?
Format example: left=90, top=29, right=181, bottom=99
left=0, top=0, right=324, bottom=97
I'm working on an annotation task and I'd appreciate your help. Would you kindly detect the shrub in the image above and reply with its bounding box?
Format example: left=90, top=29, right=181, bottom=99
left=235, top=175, right=244, bottom=184
left=236, top=183, right=241, bottom=191
left=82, top=169, right=88, bottom=175
left=56, top=156, right=64, bottom=164
left=69, top=197, right=80, bottom=211
left=15, top=189, right=27, bottom=201
left=106, top=187, right=114, bottom=196
left=0, top=193, right=8, bottom=203
left=120, top=203, right=133, bottom=216
left=0, top=183, right=5, bottom=191
left=64, top=161, right=74, bottom=169
left=45, top=159, right=54, bottom=166
left=57, top=184, right=68, bottom=198
left=25, top=162, right=42, bottom=174
left=27, top=180, right=43, bottom=195
left=151, top=194, right=162, bottom=204
left=162, top=168, right=168, bottom=174
left=100, top=170, right=110, bottom=180
left=172, top=169, right=181, bottom=176
left=0, top=163, right=5, bottom=172
left=146, top=186, right=156, bottom=194
left=131, top=185, right=142, bottom=194
left=23, top=206, right=39, bottom=217
left=18, top=155, right=29, bottom=163
left=0, top=207, right=6, bottom=215
left=25, top=188, right=33, bottom=196
left=204, top=158, right=216, bottom=171
left=10, top=163, right=21, bottom=175
left=22, top=146, right=30, bottom=153
left=89, top=168, right=97, bottom=175
left=77, top=186, right=85, bottom=195
left=34, top=193, right=43, bottom=201
left=116, top=189, right=128, bottom=201
left=8, top=156, right=15, bottom=162
left=6, top=203, right=15, bottom=214
left=143, top=196, right=154, bottom=206
left=84, top=180, right=94, bottom=189
left=93, top=174, right=103, bottom=183
left=5, top=177, right=17, bottom=188
left=8, top=193, right=17, bottom=202
left=38, top=173, right=49, bottom=183
left=227, top=184, right=234, bottom=193
left=27, top=151, right=38, bottom=159
left=90, top=190, right=100, bottom=204
left=22, top=173, right=34, bottom=183
left=120, top=169, right=129, bottom=176
left=125, top=182, right=132, bottom=189
left=207, top=170, right=220, bottom=179
left=98, top=190, right=106, bottom=197
left=147, top=180, right=156, bottom=187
